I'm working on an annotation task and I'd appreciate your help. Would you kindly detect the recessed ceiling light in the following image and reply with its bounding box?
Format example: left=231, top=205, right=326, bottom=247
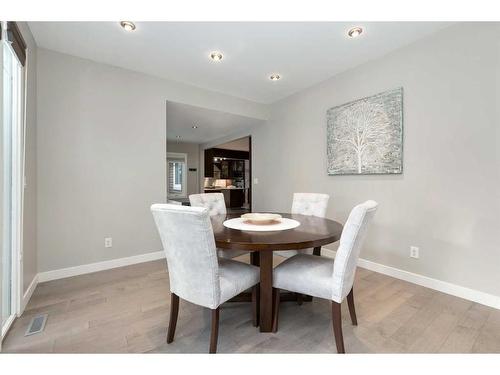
left=269, top=74, right=281, bottom=81
left=120, top=21, right=136, bottom=32
left=210, top=51, right=223, bottom=62
left=192, top=125, right=198, bottom=129
left=347, top=27, right=363, bottom=38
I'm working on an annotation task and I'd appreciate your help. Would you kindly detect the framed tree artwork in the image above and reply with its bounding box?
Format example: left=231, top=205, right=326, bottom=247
left=327, top=88, right=403, bottom=175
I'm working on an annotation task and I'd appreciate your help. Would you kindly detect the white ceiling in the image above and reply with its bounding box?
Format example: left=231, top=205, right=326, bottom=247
left=29, top=22, right=452, bottom=104
left=166, top=102, right=263, bottom=143
left=216, top=137, right=250, bottom=152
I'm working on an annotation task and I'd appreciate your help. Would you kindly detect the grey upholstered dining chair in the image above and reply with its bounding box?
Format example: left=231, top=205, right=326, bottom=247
left=167, top=199, right=182, bottom=205
left=189, top=193, right=249, bottom=260
left=151, top=204, right=260, bottom=353
left=271, top=200, right=378, bottom=353
left=275, top=193, right=330, bottom=258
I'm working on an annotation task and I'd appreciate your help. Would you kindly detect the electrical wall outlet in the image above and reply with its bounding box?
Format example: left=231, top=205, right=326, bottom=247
left=410, top=246, right=419, bottom=259
left=104, top=237, right=113, bottom=248
left=253, top=177, right=259, bottom=184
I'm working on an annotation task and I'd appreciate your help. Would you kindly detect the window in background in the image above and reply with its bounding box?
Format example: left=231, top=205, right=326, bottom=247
left=167, top=153, right=187, bottom=198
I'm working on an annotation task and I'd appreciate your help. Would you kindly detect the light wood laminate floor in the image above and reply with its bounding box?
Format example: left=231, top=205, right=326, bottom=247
left=3, top=255, right=500, bottom=353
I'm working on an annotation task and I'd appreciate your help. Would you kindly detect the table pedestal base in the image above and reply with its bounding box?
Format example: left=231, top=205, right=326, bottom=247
left=226, top=246, right=321, bottom=332
left=227, top=291, right=311, bottom=304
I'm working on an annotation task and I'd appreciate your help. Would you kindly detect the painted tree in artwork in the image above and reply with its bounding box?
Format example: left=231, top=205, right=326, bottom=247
left=327, top=88, right=403, bottom=175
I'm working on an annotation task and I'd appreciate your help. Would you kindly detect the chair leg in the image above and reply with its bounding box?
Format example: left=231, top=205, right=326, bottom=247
left=251, top=252, right=261, bottom=325
left=347, top=287, right=357, bottom=326
left=331, top=301, right=345, bottom=354
left=167, top=293, right=179, bottom=344
left=209, top=307, right=220, bottom=354
left=250, top=251, right=260, bottom=266
left=272, top=288, right=280, bottom=333
left=296, top=293, right=303, bottom=305
left=252, top=284, right=260, bottom=327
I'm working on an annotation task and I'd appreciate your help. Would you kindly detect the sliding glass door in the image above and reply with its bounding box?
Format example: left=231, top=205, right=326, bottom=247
left=1, top=34, right=23, bottom=336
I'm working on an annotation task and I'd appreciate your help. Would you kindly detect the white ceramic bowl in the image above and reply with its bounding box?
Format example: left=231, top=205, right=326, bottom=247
left=241, top=213, right=282, bottom=225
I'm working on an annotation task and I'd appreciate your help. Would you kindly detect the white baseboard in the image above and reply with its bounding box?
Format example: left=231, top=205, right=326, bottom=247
left=322, top=248, right=500, bottom=310
left=20, top=274, right=39, bottom=314
left=28, top=248, right=500, bottom=313
left=38, top=251, right=165, bottom=283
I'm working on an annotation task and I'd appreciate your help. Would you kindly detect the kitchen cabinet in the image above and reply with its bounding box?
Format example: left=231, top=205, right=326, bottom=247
left=230, top=160, right=244, bottom=178
left=204, top=149, right=215, bottom=178
left=221, top=160, right=230, bottom=178
left=229, top=189, right=245, bottom=208
left=204, top=148, right=249, bottom=178
left=212, top=159, right=244, bottom=179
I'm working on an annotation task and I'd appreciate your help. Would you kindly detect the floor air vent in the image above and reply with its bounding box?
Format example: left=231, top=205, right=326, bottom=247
left=25, top=314, right=48, bottom=336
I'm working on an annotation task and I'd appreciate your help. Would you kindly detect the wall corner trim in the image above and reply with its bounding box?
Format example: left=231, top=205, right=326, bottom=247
left=20, top=274, right=39, bottom=314
left=322, top=248, right=500, bottom=310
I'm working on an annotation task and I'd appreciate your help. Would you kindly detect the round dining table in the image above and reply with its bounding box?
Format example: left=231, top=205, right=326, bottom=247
left=211, top=212, right=343, bottom=332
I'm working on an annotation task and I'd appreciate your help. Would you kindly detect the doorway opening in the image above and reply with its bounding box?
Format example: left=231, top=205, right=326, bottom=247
left=203, top=136, right=251, bottom=214
left=165, top=101, right=263, bottom=212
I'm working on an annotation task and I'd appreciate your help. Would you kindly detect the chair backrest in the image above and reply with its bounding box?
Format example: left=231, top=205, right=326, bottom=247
left=150, top=204, right=220, bottom=309
left=167, top=199, right=182, bottom=205
left=189, top=193, right=227, bottom=216
left=291, top=193, right=330, bottom=218
left=331, top=200, right=378, bottom=303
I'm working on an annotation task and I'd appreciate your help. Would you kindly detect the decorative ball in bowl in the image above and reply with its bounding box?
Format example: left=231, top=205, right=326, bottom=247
left=241, top=213, right=282, bottom=225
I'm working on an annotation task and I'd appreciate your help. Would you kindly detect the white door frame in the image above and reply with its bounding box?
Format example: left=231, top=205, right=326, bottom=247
left=12, top=49, right=26, bottom=317
left=167, top=152, right=188, bottom=198
left=0, top=22, right=4, bottom=350
left=1, top=21, right=26, bottom=342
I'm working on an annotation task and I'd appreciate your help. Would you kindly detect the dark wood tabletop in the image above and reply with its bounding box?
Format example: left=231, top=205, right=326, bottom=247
left=210, top=212, right=344, bottom=332
left=211, top=212, right=343, bottom=251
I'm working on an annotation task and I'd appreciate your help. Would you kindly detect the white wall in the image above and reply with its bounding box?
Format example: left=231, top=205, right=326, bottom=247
left=216, top=137, right=250, bottom=151
left=253, top=23, right=500, bottom=297
left=36, top=48, right=268, bottom=272
left=33, top=23, right=500, bottom=302
left=166, top=141, right=200, bottom=196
